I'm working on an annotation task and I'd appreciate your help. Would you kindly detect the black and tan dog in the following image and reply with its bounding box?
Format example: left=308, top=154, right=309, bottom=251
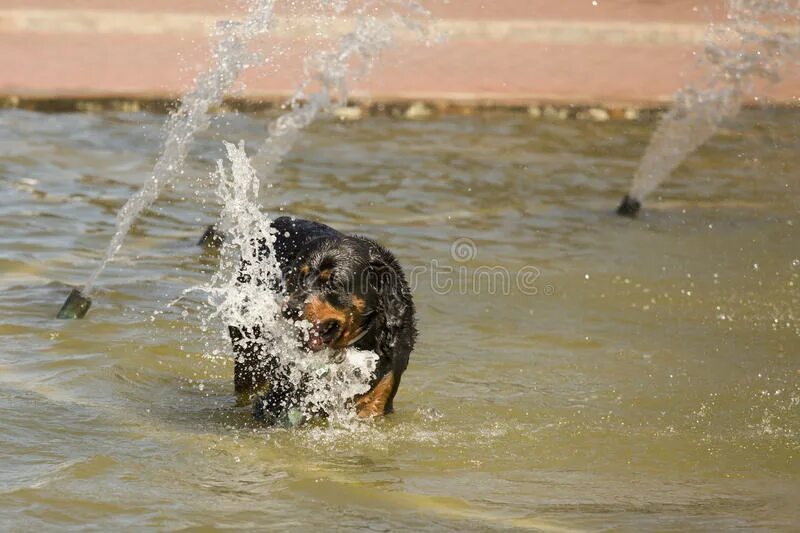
left=224, top=216, right=416, bottom=424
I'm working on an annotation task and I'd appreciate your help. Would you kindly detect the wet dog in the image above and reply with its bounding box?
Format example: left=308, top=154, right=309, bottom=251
left=225, top=216, right=416, bottom=424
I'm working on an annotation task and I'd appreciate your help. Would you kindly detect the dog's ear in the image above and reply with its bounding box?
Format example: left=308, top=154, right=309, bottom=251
left=366, top=244, right=416, bottom=370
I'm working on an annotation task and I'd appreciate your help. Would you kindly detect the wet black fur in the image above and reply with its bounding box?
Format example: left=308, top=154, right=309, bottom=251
left=228, top=216, right=416, bottom=424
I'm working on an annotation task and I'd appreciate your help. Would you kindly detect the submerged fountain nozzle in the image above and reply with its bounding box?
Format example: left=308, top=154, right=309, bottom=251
left=616, top=194, right=641, bottom=218
left=56, top=288, right=92, bottom=319
left=198, top=224, right=224, bottom=248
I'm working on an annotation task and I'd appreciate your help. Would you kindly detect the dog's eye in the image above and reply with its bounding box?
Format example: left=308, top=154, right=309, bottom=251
left=286, top=263, right=311, bottom=290
left=318, top=268, right=333, bottom=283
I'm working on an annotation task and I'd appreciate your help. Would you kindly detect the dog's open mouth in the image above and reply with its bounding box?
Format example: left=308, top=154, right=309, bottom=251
left=306, top=318, right=341, bottom=352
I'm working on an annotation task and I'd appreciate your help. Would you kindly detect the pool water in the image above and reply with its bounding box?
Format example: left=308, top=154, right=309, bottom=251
left=0, top=108, right=798, bottom=530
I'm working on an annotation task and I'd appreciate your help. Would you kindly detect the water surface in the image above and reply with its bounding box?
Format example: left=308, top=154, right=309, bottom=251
left=1, top=109, right=798, bottom=530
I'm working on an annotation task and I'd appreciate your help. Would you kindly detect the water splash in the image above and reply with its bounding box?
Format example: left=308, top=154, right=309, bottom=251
left=622, top=0, right=800, bottom=213
left=204, top=141, right=379, bottom=425
left=82, top=0, right=278, bottom=295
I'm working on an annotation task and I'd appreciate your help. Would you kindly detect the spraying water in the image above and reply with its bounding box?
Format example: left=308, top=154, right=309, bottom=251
left=58, top=0, right=278, bottom=318
left=82, top=0, right=278, bottom=294
left=206, top=141, right=380, bottom=426
left=619, top=0, right=800, bottom=216
left=251, top=0, right=430, bottom=173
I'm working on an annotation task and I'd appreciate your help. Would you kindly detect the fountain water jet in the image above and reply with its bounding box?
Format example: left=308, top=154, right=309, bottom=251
left=57, top=0, right=278, bottom=318
left=618, top=0, right=800, bottom=217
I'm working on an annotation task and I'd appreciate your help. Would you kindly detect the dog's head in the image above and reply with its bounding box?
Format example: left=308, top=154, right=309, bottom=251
left=281, top=235, right=412, bottom=355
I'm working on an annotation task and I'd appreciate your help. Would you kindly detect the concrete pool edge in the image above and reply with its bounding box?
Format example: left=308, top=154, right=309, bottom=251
left=3, top=93, right=799, bottom=118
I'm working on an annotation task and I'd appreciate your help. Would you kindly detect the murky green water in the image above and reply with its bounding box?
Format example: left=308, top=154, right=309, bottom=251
left=1, top=108, right=798, bottom=530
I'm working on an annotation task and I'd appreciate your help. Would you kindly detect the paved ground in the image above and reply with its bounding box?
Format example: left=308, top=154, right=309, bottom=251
left=0, top=0, right=798, bottom=108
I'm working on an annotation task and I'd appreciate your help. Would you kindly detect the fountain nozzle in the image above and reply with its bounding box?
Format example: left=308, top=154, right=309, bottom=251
left=56, top=288, right=92, bottom=319
left=616, top=194, right=641, bottom=218
left=198, top=224, right=224, bottom=248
